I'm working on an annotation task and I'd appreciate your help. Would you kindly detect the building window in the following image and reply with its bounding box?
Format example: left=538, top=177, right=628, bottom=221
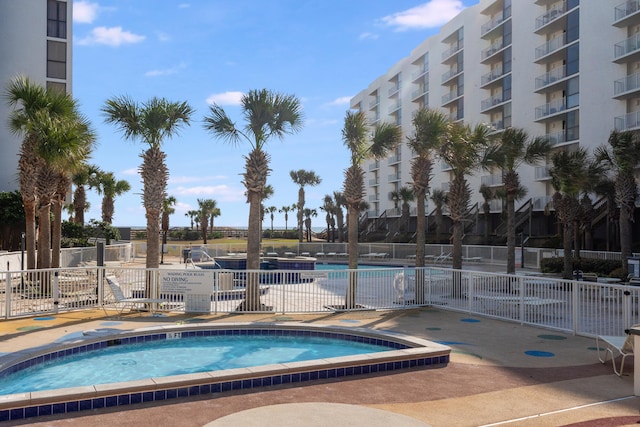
left=47, top=0, right=67, bottom=39
left=46, top=81, right=66, bottom=93
left=47, top=40, right=67, bottom=80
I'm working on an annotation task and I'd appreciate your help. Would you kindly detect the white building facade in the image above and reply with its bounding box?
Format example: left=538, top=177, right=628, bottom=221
left=0, top=0, right=73, bottom=192
left=351, top=0, right=639, bottom=241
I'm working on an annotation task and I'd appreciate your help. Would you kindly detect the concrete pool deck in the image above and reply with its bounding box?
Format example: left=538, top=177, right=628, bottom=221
left=1, top=306, right=638, bottom=427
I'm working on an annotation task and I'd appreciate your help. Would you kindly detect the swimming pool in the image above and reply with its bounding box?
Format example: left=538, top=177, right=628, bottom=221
left=0, top=323, right=450, bottom=422
left=1, top=333, right=392, bottom=394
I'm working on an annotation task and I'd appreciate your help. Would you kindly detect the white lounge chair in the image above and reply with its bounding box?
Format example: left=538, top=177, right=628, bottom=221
left=103, top=276, right=169, bottom=316
left=596, top=330, right=635, bottom=376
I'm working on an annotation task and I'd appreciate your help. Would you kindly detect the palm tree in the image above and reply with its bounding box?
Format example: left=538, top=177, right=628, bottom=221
left=320, top=195, right=336, bottom=242
left=6, top=76, right=78, bottom=269
left=266, top=206, right=278, bottom=234
left=185, top=210, right=199, bottom=229
left=279, top=205, right=293, bottom=232
left=209, top=207, right=221, bottom=231
left=595, top=130, right=640, bottom=276
left=93, top=171, right=131, bottom=224
left=430, top=189, right=448, bottom=243
left=161, top=195, right=177, bottom=239
left=407, top=108, right=446, bottom=267
left=483, top=127, right=551, bottom=274
left=203, top=89, right=303, bottom=311
left=303, top=208, right=317, bottom=242
left=71, top=163, right=100, bottom=225
left=197, top=198, right=217, bottom=244
left=102, top=96, right=193, bottom=269
left=342, top=110, right=402, bottom=308
left=290, top=170, right=322, bottom=243
left=478, top=184, right=494, bottom=245
left=549, top=148, right=592, bottom=279
left=392, top=186, right=414, bottom=234
left=438, top=121, right=492, bottom=272
left=333, top=191, right=346, bottom=243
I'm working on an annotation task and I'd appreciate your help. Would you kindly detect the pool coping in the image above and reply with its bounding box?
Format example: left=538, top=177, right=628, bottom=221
left=0, top=322, right=450, bottom=421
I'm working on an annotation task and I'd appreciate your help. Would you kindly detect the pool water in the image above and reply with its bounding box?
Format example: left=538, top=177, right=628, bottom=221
left=0, top=335, right=389, bottom=394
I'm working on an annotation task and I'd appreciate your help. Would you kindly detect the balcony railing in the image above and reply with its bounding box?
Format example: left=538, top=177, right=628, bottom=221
left=368, top=161, right=380, bottom=171
left=481, top=93, right=509, bottom=111
left=441, top=90, right=461, bottom=105
left=489, top=120, right=504, bottom=131
left=387, top=154, right=401, bottom=165
left=481, top=66, right=504, bottom=86
left=615, top=72, right=640, bottom=96
left=535, top=97, right=577, bottom=119
left=388, top=100, right=401, bottom=113
left=615, top=33, right=640, bottom=59
left=368, top=97, right=379, bottom=109
left=535, top=0, right=569, bottom=30
left=411, top=87, right=428, bottom=100
left=614, top=110, right=640, bottom=131
left=411, top=66, right=428, bottom=81
left=368, top=178, right=379, bottom=186
left=535, top=166, right=551, bottom=180
left=441, top=42, right=463, bottom=60
left=543, top=129, right=579, bottom=146
left=441, top=67, right=462, bottom=83
left=481, top=173, right=503, bottom=187
left=481, top=38, right=505, bottom=60
left=368, top=194, right=379, bottom=202
left=481, top=12, right=507, bottom=37
left=388, top=173, right=401, bottom=182
left=388, top=84, right=400, bottom=97
left=615, top=0, right=640, bottom=23
left=535, top=65, right=567, bottom=89
left=535, top=34, right=568, bottom=60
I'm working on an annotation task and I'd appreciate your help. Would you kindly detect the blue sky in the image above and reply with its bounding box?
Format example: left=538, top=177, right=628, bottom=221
left=72, top=0, right=478, bottom=229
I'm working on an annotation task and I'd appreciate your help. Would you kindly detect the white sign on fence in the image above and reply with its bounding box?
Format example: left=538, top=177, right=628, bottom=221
left=159, top=270, right=214, bottom=295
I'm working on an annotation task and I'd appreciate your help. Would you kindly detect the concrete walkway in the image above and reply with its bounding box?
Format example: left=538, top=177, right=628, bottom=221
left=0, top=307, right=638, bottom=426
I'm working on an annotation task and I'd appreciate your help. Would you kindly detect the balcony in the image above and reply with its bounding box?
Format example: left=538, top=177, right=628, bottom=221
left=480, top=66, right=506, bottom=87
left=481, top=173, right=503, bottom=187
left=440, top=161, right=452, bottom=171
left=532, top=196, right=553, bottom=211
left=543, top=129, right=579, bottom=147
left=388, top=173, right=401, bottom=182
left=535, top=0, right=572, bottom=33
left=535, top=97, right=578, bottom=120
left=614, top=33, right=640, bottom=63
left=441, top=42, right=463, bottom=62
left=441, top=90, right=462, bottom=106
left=480, top=93, right=510, bottom=112
left=488, top=120, right=505, bottom=133
left=614, top=110, right=640, bottom=131
left=411, top=86, right=428, bottom=101
left=387, top=153, right=401, bottom=165
left=535, top=34, right=572, bottom=62
left=369, top=178, right=379, bottom=186
left=368, top=161, right=380, bottom=171
left=535, top=166, right=551, bottom=181
left=481, top=12, right=509, bottom=39
left=441, top=67, right=463, bottom=84
left=388, top=100, right=401, bottom=114
left=489, top=199, right=503, bottom=212
left=481, top=38, right=506, bottom=62
left=411, top=66, right=428, bottom=81
left=614, top=0, right=640, bottom=27
left=368, top=97, right=380, bottom=109
left=368, top=194, right=379, bottom=203
left=614, top=72, right=640, bottom=98
left=534, top=66, right=569, bottom=91
left=388, top=84, right=400, bottom=97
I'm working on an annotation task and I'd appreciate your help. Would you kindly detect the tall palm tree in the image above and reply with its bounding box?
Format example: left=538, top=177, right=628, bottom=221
left=396, top=186, right=414, bottom=234
left=595, top=130, right=640, bottom=276
left=407, top=108, right=446, bottom=267
left=6, top=76, right=78, bottom=269
left=71, top=163, right=100, bottom=225
left=438, top=121, right=492, bottom=272
left=102, top=96, right=193, bottom=269
left=478, top=184, right=494, bottom=245
left=279, top=205, right=293, bottom=232
left=197, top=198, right=217, bottom=244
left=161, top=195, right=177, bottom=240
left=549, top=148, right=592, bottom=279
left=483, top=127, right=551, bottom=274
left=203, top=89, right=303, bottom=311
left=290, top=169, right=322, bottom=243
left=303, top=208, right=317, bottom=242
left=430, top=189, right=448, bottom=243
left=210, top=207, right=221, bottom=230
left=333, top=191, right=346, bottom=243
left=320, top=195, right=336, bottom=242
left=185, top=210, right=199, bottom=229
left=342, top=110, right=402, bottom=308
left=93, top=171, right=131, bottom=224
left=266, top=206, right=278, bottom=234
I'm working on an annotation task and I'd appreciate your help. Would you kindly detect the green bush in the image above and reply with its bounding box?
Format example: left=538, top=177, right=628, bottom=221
left=541, top=256, right=622, bottom=277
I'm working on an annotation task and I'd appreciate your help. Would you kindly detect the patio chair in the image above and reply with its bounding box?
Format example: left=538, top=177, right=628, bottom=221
left=596, top=328, right=635, bottom=376
left=103, top=276, right=169, bottom=316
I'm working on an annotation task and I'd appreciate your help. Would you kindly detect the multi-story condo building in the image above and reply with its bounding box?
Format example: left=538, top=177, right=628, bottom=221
left=351, top=0, right=640, bottom=246
left=0, top=0, right=73, bottom=192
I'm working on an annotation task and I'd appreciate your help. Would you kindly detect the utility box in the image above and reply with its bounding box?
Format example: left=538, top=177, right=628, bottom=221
left=218, top=272, right=234, bottom=290
left=184, top=294, right=211, bottom=313
left=628, top=257, right=640, bottom=278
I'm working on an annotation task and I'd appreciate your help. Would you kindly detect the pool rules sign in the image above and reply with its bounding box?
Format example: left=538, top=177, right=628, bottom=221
left=159, top=270, right=214, bottom=313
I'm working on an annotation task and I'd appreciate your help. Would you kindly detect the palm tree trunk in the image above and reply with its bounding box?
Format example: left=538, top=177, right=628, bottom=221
left=23, top=198, right=37, bottom=270
left=244, top=189, right=262, bottom=310
left=414, top=191, right=426, bottom=304
left=563, top=222, right=573, bottom=279
left=37, top=202, right=52, bottom=269
left=345, top=203, right=359, bottom=308
left=620, top=207, right=633, bottom=276
left=297, top=188, right=304, bottom=243
left=506, top=193, right=516, bottom=274
left=51, top=196, right=63, bottom=268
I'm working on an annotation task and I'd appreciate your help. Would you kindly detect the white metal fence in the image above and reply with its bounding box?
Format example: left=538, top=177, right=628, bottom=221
left=2, top=265, right=639, bottom=338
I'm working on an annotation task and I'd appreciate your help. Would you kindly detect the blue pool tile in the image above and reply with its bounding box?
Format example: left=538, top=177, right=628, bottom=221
left=251, top=378, right=261, bottom=388
left=130, top=393, right=142, bottom=404
left=166, top=389, right=177, bottom=399
left=92, top=397, right=105, bottom=408
left=24, top=406, right=38, bottom=418
left=201, top=384, right=213, bottom=394
left=221, top=382, right=232, bottom=392
left=231, top=381, right=242, bottom=390
left=272, top=375, right=282, bottom=385
left=105, top=396, right=118, bottom=407
left=52, top=403, right=66, bottom=414
left=177, top=387, right=188, bottom=398
left=118, top=394, right=130, bottom=405
left=0, top=410, right=9, bottom=421
left=142, top=392, right=154, bottom=402
left=37, top=405, right=52, bottom=416
left=66, top=401, right=79, bottom=412
left=79, top=400, right=92, bottom=411
left=291, top=373, right=301, bottom=383
left=154, top=390, right=166, bottom=401
left=10, top=408, right=25, bottom=420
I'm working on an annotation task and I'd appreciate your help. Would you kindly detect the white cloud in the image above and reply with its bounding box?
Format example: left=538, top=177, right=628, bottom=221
left=205, top=91, right=244, bottom=106
left=169, top=175, right=227, bottom=184
left=74, top=1, right=99, bottom=24
left=381, top=0, right=465, bottom=31
left=121, top=168, right=139, bottom=176
left=325, top=96, right=353, bottom=107
left=173, top=185, right=245, bottom=202
left=77, top=26, right=145, bottom=46
left=145, top=62, right=187, bottom=77
left=359, top=32, right=379, bottom=41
